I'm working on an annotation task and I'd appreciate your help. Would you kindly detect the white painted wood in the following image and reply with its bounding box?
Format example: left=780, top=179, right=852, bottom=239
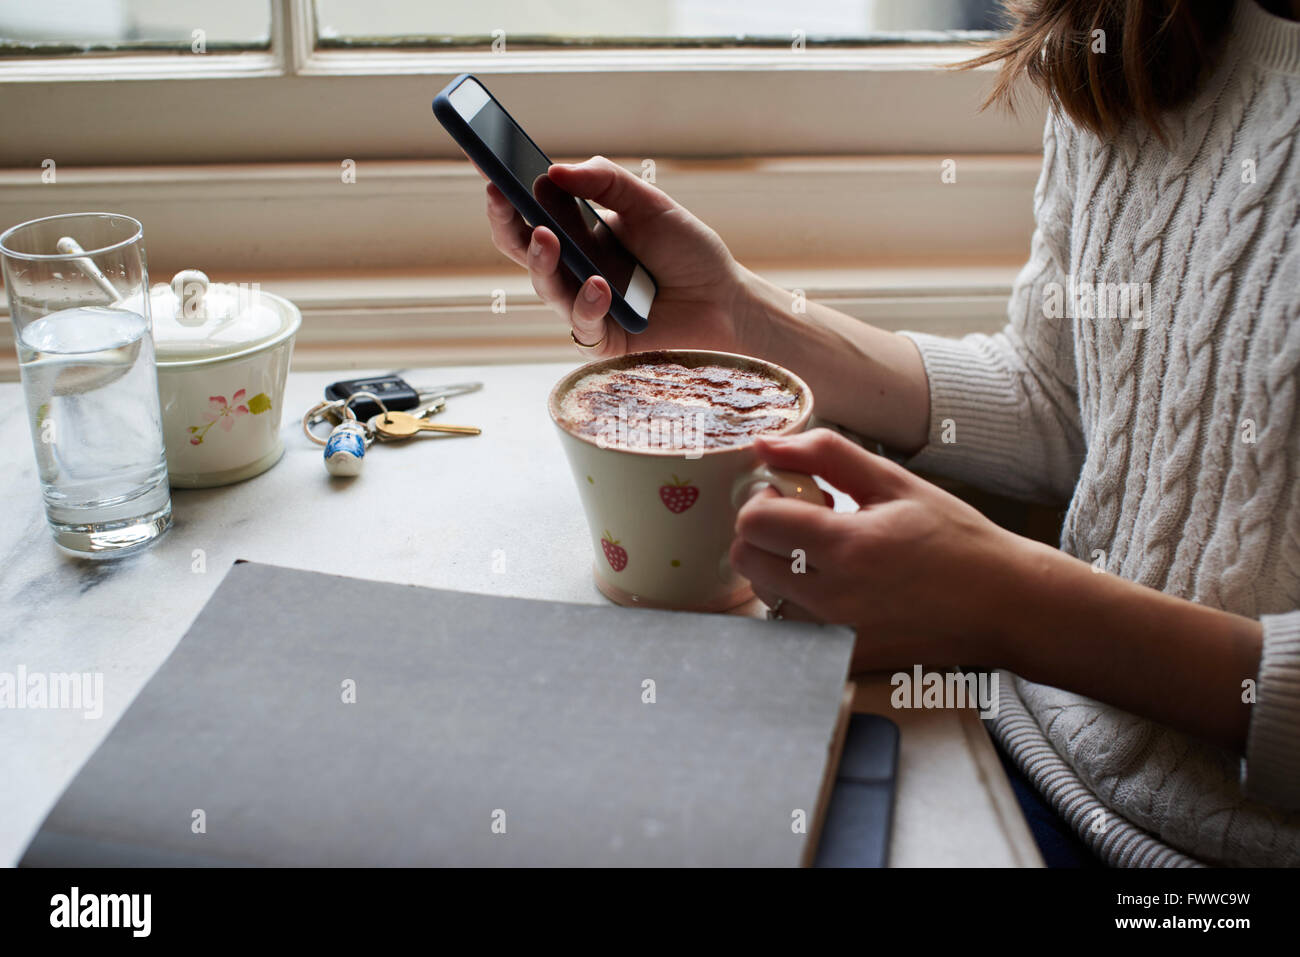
left=0, top=155, right=1040, bottom=271
left=0, top=155, right=1035, bottom=377
left=0, top=32, right=1047, bottom=165
left=0, top=262, right=1019, bottom=380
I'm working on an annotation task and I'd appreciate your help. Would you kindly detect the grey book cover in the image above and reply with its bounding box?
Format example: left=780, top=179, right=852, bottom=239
left=22, top=560, right=855, bottom=867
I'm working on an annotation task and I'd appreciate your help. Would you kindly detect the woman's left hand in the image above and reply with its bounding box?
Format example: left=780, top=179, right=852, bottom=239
left=730, top=428, right=1026, bottom=673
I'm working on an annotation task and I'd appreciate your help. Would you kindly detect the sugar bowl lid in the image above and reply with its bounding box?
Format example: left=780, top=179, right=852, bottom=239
left=144, top=270, right=296, bottom=363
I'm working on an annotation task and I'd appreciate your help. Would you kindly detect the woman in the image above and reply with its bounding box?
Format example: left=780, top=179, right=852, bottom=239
left=481, top=0, right=1300, bottom=866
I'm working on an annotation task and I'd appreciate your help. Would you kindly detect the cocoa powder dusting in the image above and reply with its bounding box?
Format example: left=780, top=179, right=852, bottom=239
left=563, top=362, right=801, bottom=450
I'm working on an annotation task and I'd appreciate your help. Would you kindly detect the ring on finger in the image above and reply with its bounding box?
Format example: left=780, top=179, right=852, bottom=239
left=766, top=597, right=786, bottom=620
left=571, top=328, right=606, bottom=350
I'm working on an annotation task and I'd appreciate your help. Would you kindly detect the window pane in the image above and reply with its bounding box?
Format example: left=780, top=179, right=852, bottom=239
left=315, top=0, right=1005, bottom=48
left=0, top=0, right=269, bottom=54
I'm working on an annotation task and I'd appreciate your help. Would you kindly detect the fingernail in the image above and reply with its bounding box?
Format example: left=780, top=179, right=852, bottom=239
left=529, top=239, right=541, bottom=258
left=583, top=282, right=601, bottom=302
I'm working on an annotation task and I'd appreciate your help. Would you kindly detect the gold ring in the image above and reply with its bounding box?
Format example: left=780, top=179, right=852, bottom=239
left=570, top=328, right=606, bottom=350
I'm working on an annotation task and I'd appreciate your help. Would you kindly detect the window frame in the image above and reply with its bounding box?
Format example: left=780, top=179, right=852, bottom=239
left=0, top=0, right=1043, bottom=165
left=0, top=0, right=1046, bottom=377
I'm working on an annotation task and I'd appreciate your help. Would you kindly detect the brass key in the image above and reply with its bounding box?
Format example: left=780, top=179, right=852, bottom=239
left=368, top=410, right=481, bottom=440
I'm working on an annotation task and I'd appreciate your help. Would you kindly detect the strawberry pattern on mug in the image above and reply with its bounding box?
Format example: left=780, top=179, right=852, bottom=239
left=659, top=475, right=698, bottom=514
left=601, top=531, right=628, bottom=572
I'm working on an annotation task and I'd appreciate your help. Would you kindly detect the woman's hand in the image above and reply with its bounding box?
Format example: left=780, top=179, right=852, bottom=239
left=731, top=429, right=1263, bottom=752
left=730, top=428, right=1022, bottom=673
left=475, top=153, right=932, bottom=450
left=482, top=156, right=748, bottom=357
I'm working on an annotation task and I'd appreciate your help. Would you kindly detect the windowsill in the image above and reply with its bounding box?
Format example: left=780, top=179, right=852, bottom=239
left=0, top=261, right=1019, bottom=380
left=0, top=152, right=1034, bottom=377
left=0, top=154, right=1041, bottom=273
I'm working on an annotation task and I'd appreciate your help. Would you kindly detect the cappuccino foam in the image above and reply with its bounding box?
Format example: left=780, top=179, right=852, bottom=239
left=559, top=360, right=801, bottom=451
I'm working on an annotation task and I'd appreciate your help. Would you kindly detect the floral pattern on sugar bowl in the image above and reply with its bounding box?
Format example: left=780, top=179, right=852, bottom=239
left=188, top=389, right=273, bottom=445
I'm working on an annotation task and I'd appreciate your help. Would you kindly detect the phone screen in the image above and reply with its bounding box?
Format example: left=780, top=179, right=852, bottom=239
left=448, top=78, right=649, bottom=311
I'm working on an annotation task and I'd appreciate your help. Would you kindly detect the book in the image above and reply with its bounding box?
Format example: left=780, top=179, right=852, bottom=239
left=22, top=560, right=857, bottom=867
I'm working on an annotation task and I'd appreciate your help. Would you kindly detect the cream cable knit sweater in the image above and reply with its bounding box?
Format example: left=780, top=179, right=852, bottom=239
left=899, top=0, right=1300, bottom=867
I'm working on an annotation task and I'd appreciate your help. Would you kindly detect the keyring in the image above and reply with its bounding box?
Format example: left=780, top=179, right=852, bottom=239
left=302, top=391, right=389, bottom=446
left=303, top=399, right=349, bottom=446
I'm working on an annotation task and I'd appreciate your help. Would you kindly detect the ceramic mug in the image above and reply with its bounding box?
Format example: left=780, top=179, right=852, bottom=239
left=548, top=349, right=826, bottom=612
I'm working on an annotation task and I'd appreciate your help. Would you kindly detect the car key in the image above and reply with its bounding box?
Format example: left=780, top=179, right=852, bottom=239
left=324, top=376, right=483, bottom=422
left=324, top=374, right=425, bottom=421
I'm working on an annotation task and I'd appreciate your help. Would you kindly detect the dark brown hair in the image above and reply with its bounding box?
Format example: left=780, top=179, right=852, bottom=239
left=964, top=0, right=1234, bottom=140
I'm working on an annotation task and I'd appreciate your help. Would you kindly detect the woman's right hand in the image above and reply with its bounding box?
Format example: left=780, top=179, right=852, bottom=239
left=483, top=155, right=749, bottom=358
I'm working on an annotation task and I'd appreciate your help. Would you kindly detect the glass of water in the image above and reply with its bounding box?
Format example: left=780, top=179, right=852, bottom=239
left=1, top=212, right=171, bottom=556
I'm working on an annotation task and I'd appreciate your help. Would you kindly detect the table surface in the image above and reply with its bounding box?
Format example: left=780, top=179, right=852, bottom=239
left=0, top=362, right=1041, bottom=868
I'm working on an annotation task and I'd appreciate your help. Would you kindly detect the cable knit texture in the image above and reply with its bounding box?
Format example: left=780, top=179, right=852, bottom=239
left=899, top=0, right=1300, bottom=866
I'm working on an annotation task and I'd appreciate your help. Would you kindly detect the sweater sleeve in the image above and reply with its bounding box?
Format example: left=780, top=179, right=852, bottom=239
left=898, top=113, right=1086, bottom=505
left=1242, top=611, right=1300, bottom=808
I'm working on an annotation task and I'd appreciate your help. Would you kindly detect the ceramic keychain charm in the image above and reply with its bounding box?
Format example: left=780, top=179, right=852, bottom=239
left=323, top=414, right=369, bottom=477
left=302, top=392, right=387, bottom=477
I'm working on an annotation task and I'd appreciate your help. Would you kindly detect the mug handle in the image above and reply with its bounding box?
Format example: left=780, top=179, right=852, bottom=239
left=731, top=465, right=831, bottom=510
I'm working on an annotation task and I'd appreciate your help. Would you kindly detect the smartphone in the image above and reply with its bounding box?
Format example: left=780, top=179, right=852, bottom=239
left=433, top=73, right=656, bottom=334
